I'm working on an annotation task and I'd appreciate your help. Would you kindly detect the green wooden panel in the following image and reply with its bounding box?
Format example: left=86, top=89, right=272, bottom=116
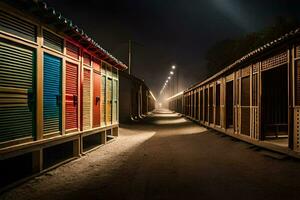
left=0, top=41, right=35, bottom=142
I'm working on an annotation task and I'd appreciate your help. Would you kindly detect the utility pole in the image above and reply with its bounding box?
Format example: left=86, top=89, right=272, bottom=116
left=176, top=68, right=179, bottom=94
left=128, top=39, right=131, bottom=74
left=176, top=68, right=179, bottom=111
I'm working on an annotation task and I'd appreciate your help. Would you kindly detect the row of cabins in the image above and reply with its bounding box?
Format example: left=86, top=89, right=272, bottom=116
left=0, top=0, right=154, bottom=190
left=119, top=71, right=156, bottom=123
left=168, top=27, right=300, bottom=155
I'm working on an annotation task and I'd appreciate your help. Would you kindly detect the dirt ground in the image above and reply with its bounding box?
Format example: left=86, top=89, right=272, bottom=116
left=2, top=109, right=300, bottom=200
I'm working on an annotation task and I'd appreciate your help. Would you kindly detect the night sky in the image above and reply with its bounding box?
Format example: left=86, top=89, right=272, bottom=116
left=45, top=0, right=300, bottom=99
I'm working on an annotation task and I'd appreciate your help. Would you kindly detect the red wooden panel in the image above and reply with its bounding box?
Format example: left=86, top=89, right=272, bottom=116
left=93, top=59, right=101, bottom=72
left=66, top=62, right=78, bottom=130
left=93, top=72, right=101, bottom=127
left=83, top=53, right=91, bottom=66
left=66, top=41, right=79, bottom=59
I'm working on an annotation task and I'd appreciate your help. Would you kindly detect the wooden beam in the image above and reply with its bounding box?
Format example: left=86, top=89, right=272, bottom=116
left=36, top=24, right=43, bottom=140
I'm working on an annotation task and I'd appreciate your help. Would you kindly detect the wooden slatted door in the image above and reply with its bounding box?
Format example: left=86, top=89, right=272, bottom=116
left=101, top=75, right=106, bottom=126
left=0, top=11, right=37, bottom=42
left=106, top=78, right=112, bottom=125
left=43, top=53, right=62, bottom=134
left=93, top=71, right=101, bottom=128
left=112, top=79, right=118, bottom=123
left=241, top=76, right=250, bottom=136
left=65, top=62, right=78, bottom=131
left=83, top=69, right=91, bottom=130
left=0, top=41, right=35, bottom=142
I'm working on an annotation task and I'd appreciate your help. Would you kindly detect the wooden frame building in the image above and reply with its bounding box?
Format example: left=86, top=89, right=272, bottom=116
left=119, top=71, right=156, bottom=123
left=0, top=0, right=126, bottom=190
left=168, top=27, right=300, bottom=156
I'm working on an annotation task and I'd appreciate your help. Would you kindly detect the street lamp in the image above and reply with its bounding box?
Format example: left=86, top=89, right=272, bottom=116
left=158, top=65, right=178, bottom=104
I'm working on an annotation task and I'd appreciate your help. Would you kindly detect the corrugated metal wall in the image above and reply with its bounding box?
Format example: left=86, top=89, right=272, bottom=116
left=0, top=41, right=35, bottom=142
left=43, top=53, right=62, bottom=134
left=65, top=62, right=78, bottom=130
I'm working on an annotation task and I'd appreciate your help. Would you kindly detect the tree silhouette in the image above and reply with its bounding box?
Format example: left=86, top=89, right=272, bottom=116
left=205, top=16, right=299, bottom=76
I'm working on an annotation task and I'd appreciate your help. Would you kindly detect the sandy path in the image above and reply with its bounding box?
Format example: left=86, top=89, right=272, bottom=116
left=2, top=109, right=300, bottom=200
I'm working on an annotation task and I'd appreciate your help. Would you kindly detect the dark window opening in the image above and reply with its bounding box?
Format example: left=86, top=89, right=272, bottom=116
left=216, top=84, right=221, bottom=125
left=204, top=89, right=208, bottom=122
left=241, top=76, right=250, bottom=136
left=262, top=66, right=288, bottom=142
left=226, top=81, right=233, bottom=128
left=209, top=87, right=214, bottom=124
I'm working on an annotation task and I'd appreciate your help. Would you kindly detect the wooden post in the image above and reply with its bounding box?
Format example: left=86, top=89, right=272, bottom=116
left=213, top=82, right=216, bottom=126
left=36, top=25, right=43, bottom=140
left=221, top=78, right=225, bottom=129
left=202, top=87, right=204, bottom=122
left=289, top=47, right=295, bottom=149
left=207, top=86, right=209, bottom=125
left=258, top=61, right=262, bottom=140
left=198, top=88, right=200, bottom=121
left=61, top=40, right=66, bottom=135
left=238, top=70, right=242, bottom=134
left=250, top=65, right=253, bottom=138
left=194, top=90, right=197, bottom=119
left=233, top=72, right=237, bottom=133
left=80, top=50, right=83, bottom=131
left=113, top=127, right=119, bottom=137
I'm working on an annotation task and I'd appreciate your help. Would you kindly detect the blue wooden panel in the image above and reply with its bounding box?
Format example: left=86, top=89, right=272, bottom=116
left=43, top=53, right=61, bottom=134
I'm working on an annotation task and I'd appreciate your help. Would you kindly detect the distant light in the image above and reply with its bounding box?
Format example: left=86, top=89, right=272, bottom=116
left=166, top=80, right=169, bottom=83
left=170, top=71, right=174, bottom=75
left=168, top=76, right=171, bottom=79
left=172, top=65, right=176, bottom=69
